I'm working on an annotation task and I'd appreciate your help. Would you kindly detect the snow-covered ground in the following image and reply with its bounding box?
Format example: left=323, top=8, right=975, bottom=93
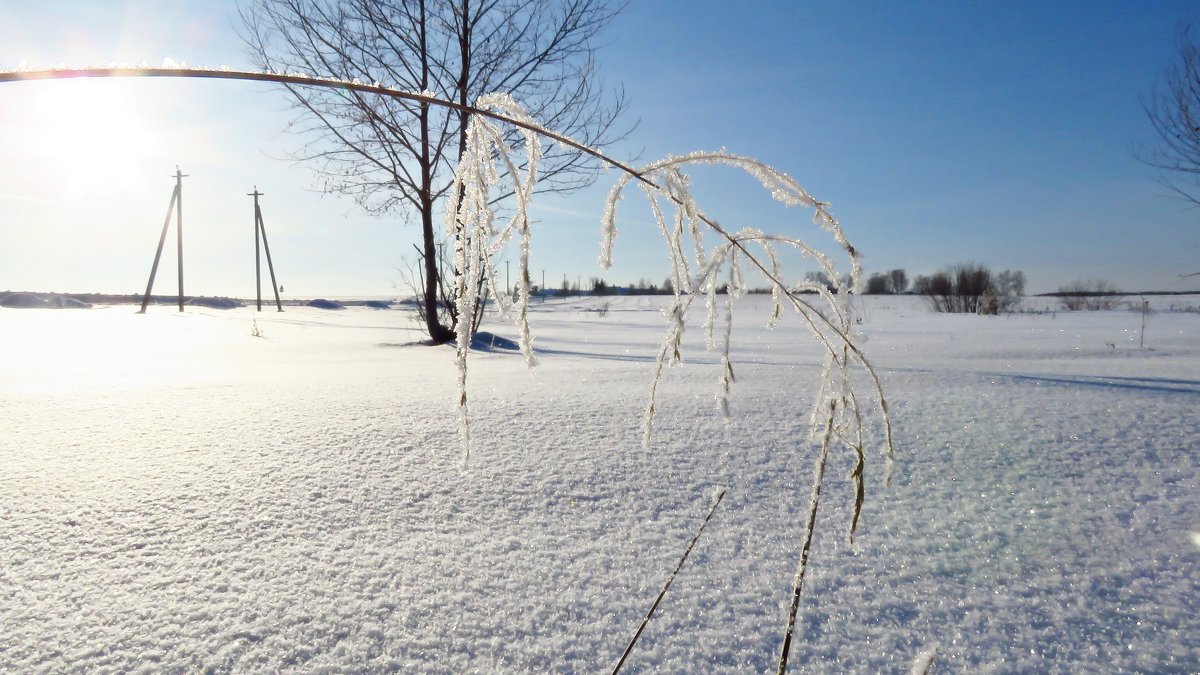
left=2, top=295, right=1198, bottom=672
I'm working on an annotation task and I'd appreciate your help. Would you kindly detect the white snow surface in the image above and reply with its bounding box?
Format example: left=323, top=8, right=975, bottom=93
left=2, top=295, right=1198, bottom=672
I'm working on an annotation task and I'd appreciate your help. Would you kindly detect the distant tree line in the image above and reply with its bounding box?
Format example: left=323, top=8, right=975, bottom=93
left=587, top=277, right=674, bottom=295
left=584, top=277, right=778, bottom=296
left=563, top=265, right=1131, bottom=314
left=518, top=276, right=784, bottom=297
left=856, top=264, right=1028, bottom=314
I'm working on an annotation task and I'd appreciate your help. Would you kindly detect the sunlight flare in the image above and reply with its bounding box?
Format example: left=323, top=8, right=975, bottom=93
left=12, top=79, right=162, bottom=201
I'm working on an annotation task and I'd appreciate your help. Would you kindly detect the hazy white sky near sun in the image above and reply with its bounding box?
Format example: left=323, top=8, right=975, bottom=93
left=1, top=1, right=1198, bottom=297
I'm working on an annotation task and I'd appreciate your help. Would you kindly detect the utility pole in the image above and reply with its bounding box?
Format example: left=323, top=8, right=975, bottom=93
left=252, top=188, right=262, bottom=309
left=174, top=167, right=185, bottom=311
left=248, top=187, right=284, bottom=311
left=506, top=260, right=510, bottom=298
left=139, top=167, right=188, bottom=313
left=542, top=269, right=546, bottom=302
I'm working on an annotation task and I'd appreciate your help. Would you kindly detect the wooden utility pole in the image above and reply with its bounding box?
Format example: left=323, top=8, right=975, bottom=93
left=174, top=167, right=185, bottom=311
left=139, top=167, right=188, bottom=313
left=248, top=187, right=284, bottom=311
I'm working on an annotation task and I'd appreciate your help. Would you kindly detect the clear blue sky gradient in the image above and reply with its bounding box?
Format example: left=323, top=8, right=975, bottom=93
left=2, top=1, right=1198, bottom=296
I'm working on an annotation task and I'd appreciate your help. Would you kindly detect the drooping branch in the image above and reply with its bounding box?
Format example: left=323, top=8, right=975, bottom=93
left=4, top=65, right=897, bottom=667
left=0, top=67, right=891, bottom=465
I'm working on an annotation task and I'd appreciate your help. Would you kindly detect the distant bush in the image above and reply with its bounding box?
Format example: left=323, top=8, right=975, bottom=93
left=864, top=268, right=912, bottom=295
left=922, top=264, right=992, bottom=313
left=918, top=264, right=1024, bottom=314
left=804, top=270, right=852, bottom=293
left=865, top=273, right=890, bottom=294
left=187, top=296, right=242, bottom=309
left=1057, top=280, right=1119, bottom=310
left=992, top=269, right=1026, bottom=313
left=307, top=298, right=345, bottom=310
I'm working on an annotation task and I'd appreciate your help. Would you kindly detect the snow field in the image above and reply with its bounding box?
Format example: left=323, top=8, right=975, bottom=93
left=2, top=295, right=1198, bottom=671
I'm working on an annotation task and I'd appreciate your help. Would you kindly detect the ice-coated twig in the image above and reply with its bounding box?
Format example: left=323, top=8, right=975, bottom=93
left=910, top=645, right=939, bottom=675
left=777, top=399, right=837, bottom=675
left=610, top=487, right=727, bottom=675
left=444, top=93, right=542, bottom=464
left=600, top=151, right=894, bottom=666
left=602, top=151, right=892, bottom=495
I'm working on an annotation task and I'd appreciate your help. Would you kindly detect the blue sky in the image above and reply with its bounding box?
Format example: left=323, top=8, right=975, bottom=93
left=1, top=1, right=1198, bottom=296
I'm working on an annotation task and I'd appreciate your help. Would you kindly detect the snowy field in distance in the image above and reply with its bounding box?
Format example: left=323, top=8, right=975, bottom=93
left=2, top=294, right=1198, bottom=672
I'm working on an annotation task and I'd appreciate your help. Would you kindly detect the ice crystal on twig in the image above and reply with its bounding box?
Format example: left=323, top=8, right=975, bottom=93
left=601, top=151, right=893, bottom=673
left=602, top=152, right=889, bottom=501
left=444, top=93, right=542, bottom=464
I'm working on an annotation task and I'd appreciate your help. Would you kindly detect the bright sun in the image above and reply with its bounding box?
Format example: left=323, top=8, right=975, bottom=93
left=20, top=79, right=163, bottom=201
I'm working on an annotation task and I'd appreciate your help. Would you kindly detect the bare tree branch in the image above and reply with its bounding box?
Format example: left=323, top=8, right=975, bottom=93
left=1142, top=21, right=1200, bottom=208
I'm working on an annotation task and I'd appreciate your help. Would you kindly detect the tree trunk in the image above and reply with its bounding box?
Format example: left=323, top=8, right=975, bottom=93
left=419, top=0, right=455, bottom=344
left=420, top=197, right=453, bottom=343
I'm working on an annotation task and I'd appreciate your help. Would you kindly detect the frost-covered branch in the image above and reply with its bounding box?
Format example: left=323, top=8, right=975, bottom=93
left=601, top=151, right=892, bottom=517
left=3, top=67, right=896, bottom=665
left=2, top=64, right=892, bottom=510
left=594, top=151, right=895, bottom=671
left=444, top=93, right=542, bottom=461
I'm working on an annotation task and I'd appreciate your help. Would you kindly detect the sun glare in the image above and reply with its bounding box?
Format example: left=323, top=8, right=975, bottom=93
left=21, top=79, right=163, bottom=201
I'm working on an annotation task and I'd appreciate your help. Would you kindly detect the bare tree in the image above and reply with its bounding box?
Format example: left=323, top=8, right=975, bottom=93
left=865, top=268, right=908, bottom=294
left=864, top=272, right=889, bottom=294
left=240, top=0, right=630, bottom=343
left=1144, top=22, right=1200, bottom=208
